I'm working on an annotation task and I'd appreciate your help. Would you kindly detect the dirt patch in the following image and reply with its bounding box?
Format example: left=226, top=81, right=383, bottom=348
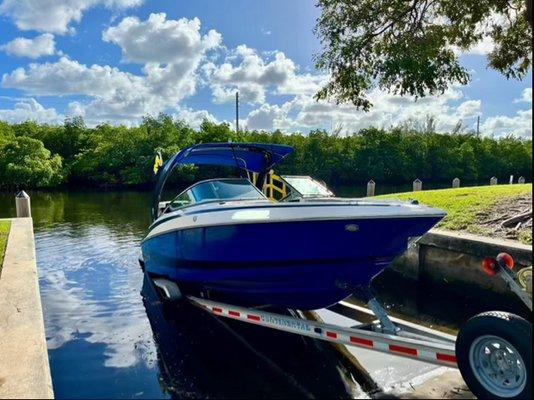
left=475, top=194, right=532, bottom=244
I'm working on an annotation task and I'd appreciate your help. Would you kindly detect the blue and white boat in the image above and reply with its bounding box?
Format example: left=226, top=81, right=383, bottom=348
left=141, top=143, right=445, bottom=310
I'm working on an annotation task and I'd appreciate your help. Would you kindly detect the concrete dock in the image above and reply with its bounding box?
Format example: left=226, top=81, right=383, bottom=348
left=0, top=218, right=53, bottom=399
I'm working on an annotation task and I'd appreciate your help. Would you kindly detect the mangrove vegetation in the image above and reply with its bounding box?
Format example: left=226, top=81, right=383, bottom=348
left=0, top=115, right=531, bottom=190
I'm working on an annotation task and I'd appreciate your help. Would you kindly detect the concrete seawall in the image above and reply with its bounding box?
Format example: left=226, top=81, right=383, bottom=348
left=392, top=228, right=532, bottom=293
left=0, top=218, right=53, bottom=399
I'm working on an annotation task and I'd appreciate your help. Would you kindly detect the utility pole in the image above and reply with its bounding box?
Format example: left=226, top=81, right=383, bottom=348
left=476, top=115, right=480, bottom=136
left=235, top=91, right=239, bottom=133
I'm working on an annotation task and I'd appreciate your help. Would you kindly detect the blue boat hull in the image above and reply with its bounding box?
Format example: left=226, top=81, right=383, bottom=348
left=141, top=217, right=440, bottom=310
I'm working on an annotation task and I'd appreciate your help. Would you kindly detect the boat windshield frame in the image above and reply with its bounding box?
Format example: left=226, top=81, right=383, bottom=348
left=165, top=178, right=268, bottom=212
left=281, top=175, right=335, bottom=200
left=151, top=143, right=294, bottom=221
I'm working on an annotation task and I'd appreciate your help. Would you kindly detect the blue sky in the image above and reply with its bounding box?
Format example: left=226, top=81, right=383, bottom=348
left=0, top=0, right=531, bottom=137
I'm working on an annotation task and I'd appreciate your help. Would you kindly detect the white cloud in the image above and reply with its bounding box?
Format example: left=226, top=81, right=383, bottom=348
left=212, top=82, right=265, bottom=105
left=246, top=103, right=291, bottom=130
left=482, top=108, right=532, bottom=138
left=2, top=14, right=221, bottom=125
left=0, top=33, right=57, bottom=58
left=514, top=88, right=532, bottom=103
left=465, top=35, right=495, bottom=55
left=0, top=0, right=143, bottom=34
left=0, top=98, right=63, bottom=123
left=173, top=106, right=218, bottom=129
left=206, top=45, right=326, bottom=105
left=102, top=13, right=221, bottom=64
left=457, top=100, right=481, bottom=118
left=244, top=87, right=486, bottom=135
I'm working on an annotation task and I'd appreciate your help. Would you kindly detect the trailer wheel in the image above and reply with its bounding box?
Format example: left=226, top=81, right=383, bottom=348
left=456, top=311, right=532, bottom=399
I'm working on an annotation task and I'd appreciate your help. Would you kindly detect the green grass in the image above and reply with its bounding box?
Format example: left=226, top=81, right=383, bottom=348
left=378, top=184, right=532, bottom=237
left=0, top=220, right=10, bottom=269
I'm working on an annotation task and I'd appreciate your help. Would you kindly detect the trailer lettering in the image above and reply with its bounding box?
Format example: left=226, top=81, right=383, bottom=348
left=262, top=315, right=312, bottom=332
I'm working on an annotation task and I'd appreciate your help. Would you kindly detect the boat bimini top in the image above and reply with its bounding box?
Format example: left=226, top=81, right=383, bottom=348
left=152, top=143, right=294, bottom=220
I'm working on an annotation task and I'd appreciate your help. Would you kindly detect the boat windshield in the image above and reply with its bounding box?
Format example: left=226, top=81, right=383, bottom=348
left=282, top=176, right=334, bottom=198
left=169, top=179, right=266, bottom=209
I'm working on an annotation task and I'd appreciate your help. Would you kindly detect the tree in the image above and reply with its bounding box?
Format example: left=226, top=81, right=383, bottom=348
left=314, top=0, right=532, bottom=110
left=0, top=136, right=63, bottom=188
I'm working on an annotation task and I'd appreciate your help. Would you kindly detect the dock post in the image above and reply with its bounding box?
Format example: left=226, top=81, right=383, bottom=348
left=509, top=175, right=514, bottom=184
left=490, top=177, right=498, bottom=186
left=366, top=180, right=375, bottom=197
left=413, top=179, right=422, bottom=192
left=15, top=191, right=31, bottom=218
left=452, top=178, right=460, bottom=188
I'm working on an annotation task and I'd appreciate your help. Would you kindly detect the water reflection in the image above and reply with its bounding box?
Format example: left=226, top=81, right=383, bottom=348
left=141, top=275, right=362, bottom=399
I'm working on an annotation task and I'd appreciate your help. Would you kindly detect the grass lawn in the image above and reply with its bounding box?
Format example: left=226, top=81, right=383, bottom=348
left=0, top=220, right=10, bottom=269
left=379, top=184, right=532, bottom=241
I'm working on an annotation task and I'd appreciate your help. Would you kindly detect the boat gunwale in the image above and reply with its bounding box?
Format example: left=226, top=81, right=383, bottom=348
left=142, top=211, right=445, bottom=243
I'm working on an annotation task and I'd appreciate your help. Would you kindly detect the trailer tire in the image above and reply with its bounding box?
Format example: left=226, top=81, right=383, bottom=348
left=456, top=311, right=532, bottom=399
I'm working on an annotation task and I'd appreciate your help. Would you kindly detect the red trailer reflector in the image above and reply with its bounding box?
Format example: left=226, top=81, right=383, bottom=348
left=326, top=331, right=338, bottom=339
left=389, top=344, right=417, bottom=356
left=436, top=353, right=457, bottom=363
left=497, top=252, right=514, bottom=270
left=247, top=314, right=261, bottom=321
left=482, top=257, right=498, bottom=276
left=229, top=310, right=240, bottom=317
left=350, top=336, right=374, bottom=347
left=212, top=307, right=223, bottom=313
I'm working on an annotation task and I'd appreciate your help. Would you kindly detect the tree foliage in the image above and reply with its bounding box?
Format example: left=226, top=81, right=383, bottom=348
left=0, top=115, right=531, bottom=190
left=314, top=0, right=533, bottom=109
left=0, top=136, right=63, bottom=188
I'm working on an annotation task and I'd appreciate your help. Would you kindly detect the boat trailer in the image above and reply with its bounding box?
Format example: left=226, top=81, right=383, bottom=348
left=146, top=253, right=532, bottom=399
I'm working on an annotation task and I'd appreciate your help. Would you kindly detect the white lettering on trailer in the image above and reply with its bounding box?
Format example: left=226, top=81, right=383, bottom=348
left=262, top=315, right=312, bottom=332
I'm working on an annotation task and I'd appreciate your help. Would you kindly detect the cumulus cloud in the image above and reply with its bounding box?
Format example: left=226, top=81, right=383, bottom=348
left=514, top=88, right=532, bottom=103
left=102, top=13, right=221, bottom=64
left=0, top=0, right=143, bottom=34
left=0, top=33, right=57, bottom=58
left=465, top=35, right=495, bottom=55
left=246, top=103, right=292, bottom=130
left=457, top=100, right=481, bottom=118
left=482, top=108, right=532, bottom=138
left=173, top=106, right=218, bottom=129
left=206, top=45, right=327, bottom=105
left=245, top=87, right=483, bottom=134
left=0, top=98, right=63, bottom=123
left=2, top=14, right=221, bottom=125
left=245, top=85, right=533, bottom=138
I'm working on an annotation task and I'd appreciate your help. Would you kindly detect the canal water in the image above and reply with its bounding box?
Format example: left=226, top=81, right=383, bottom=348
left=0, top=190, right=529, bottom=398
left=0, top=190, right=364, bottom=399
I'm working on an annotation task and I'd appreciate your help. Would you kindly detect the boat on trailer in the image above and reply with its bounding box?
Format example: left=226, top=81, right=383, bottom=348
left=141, top=142, right=445, bottom=310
